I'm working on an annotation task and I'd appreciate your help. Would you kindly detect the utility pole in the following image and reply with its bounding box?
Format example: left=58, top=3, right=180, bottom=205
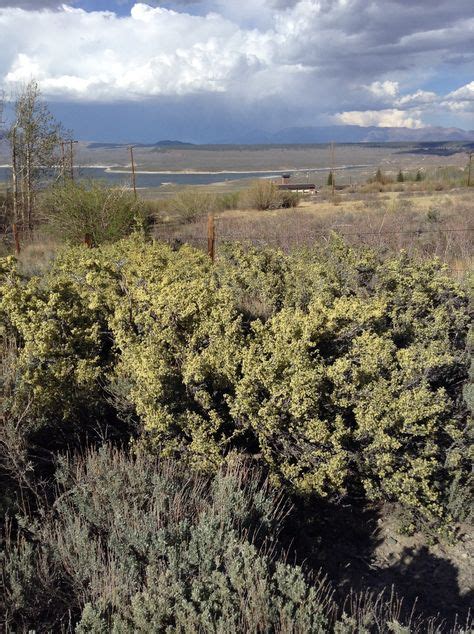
left=69, top=140, right=78, bottom=181
left=60, top=140, right=66, bottom=180
left=468, top=151, right=472, bottom=187
left=330, top=142, right=336, bottom=198
left=129, top=146, right=137, bottom=199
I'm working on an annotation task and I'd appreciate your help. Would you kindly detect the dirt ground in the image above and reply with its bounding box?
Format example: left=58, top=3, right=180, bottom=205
left=288, top=500, right=473, bottom=629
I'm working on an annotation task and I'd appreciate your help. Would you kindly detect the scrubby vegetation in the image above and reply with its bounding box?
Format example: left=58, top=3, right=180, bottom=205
left=1, top=235, right=472, bottom=631
left=361, top=165, right=470, bottom=193
left=41, top=180, right=149, bottom=244
left=150, top=181, right=299, bottom=224
left=243, top=180, right=300, bottom=210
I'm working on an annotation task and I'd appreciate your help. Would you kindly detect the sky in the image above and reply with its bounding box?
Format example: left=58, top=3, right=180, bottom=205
left=0, top=0, right=473, bottom=142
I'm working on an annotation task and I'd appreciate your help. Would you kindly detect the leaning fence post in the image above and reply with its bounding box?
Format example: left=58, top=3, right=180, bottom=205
left=84, top=233, right=93, bottom=248
left=12, top=223, right=20, bottom=255
left=207, top=213, right=215, bottom=262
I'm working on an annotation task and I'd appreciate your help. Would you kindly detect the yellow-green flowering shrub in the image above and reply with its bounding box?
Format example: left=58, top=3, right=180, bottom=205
left=216, top=242, right=289, bottom=320
left=0, top=255, right=113, bottom=431
left=1, top=237, right=470, bottom=525
left=223, top=241, right=470, bottom=523
left=48, top=238, right=245, bottom=467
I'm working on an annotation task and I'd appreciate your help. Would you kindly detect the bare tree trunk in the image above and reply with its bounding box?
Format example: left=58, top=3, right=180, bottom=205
left=26, top=143, right=33, bottom=232
left=20, top=165, right=26, bottom=227
left=11, top=126, right=18, bottom=224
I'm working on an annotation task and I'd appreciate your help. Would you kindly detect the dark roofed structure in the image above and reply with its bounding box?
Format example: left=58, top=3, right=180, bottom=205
left=278, top=183, right=316, bottom=191
left=277, top=173, right=317, bottom=193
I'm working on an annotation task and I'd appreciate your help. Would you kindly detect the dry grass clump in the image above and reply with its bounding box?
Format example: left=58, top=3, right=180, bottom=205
left=152, top=189, right=473, bottom=277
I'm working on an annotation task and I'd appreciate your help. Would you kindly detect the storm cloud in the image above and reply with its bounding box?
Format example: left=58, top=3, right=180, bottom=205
left=0, top=0, right=472, bottom=136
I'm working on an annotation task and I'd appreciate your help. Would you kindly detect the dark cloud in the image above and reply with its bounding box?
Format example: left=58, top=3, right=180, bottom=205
left=0, top=0, right=61, bottom=6
left=0, top=0, right=472, bottom=131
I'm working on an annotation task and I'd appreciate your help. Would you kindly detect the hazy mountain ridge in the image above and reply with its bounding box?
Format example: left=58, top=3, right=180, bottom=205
left=87, top=140, right=196, bottom=149
left=85, top=126, right=474, bottom=147
left=240, top=125, right=474, bottom=144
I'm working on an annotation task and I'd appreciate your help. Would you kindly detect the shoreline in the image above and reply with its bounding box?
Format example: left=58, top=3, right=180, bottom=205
left=104, top=164, right=372, bottom=175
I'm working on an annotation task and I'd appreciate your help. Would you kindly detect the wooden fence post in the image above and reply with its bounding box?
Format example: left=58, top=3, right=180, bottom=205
left=12, top=223, right=20, bottom=255
left=207, top=214, right=215, bottom=262
left=84, top=233, right=93, bottom=248
left=129, top=146, right=137, bottom=199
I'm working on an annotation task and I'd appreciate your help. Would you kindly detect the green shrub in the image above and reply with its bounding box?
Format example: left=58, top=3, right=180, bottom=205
left=243, top=180, right=300, bottom=211
left=0, top=254, right=114, bottom=433
left=41, top=180, right=147, bottom=245
left=244, top=180, right=280, bottom=210
left=215, top=191, right=241, bottom=211
left=0, top=237, right=470, bottom=527
left=279, top=189, right=300, bottom=208
left=169, top=189, right=216, bottom=222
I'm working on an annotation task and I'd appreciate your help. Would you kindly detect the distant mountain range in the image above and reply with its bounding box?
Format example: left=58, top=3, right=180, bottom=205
left=86, top=125, right=474, bottom=148
left=235, top=125, right=474, bottom=145
left=87, top=140, right=195, bottom=149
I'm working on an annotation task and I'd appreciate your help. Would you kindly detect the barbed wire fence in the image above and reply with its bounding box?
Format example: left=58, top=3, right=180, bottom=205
left=152, top=214, right=473, bottom=274
left=2, top=210, right=472, bottom=274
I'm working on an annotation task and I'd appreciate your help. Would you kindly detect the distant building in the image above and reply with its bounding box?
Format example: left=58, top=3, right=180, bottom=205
left=277, top=173, right=317, bottom=193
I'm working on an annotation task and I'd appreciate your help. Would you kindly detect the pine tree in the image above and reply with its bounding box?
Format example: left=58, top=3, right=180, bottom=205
left=416, top=169, right=423, bottom=182
left=397, top=170, right=404, bottom=182
left=375, top=168, right=384, bottom=184
left=327, top=171, right=333, bottom=186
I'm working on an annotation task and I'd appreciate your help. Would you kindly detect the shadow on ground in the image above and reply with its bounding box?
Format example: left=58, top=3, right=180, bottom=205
left=284, top=499, right=473, bottom=628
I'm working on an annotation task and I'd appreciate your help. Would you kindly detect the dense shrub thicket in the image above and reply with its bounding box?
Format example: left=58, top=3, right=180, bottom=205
left=1, top=236, right=472, bottom=631
left=1, top=237, right=470, bottom=529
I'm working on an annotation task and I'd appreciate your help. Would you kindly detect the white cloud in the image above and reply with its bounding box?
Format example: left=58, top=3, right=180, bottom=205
left=437, top=82, right=474, bottom=115
left=0, top=0, right=472, bottom=132
left=368, top=80, right=399, bottom=98
left=0, top=3, right=276, bottom=100
left=396, top=89, right=437, bottom=106
left=333, top=108, right=424, bottom=128
left=445, top=81, right=474, bottom=101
